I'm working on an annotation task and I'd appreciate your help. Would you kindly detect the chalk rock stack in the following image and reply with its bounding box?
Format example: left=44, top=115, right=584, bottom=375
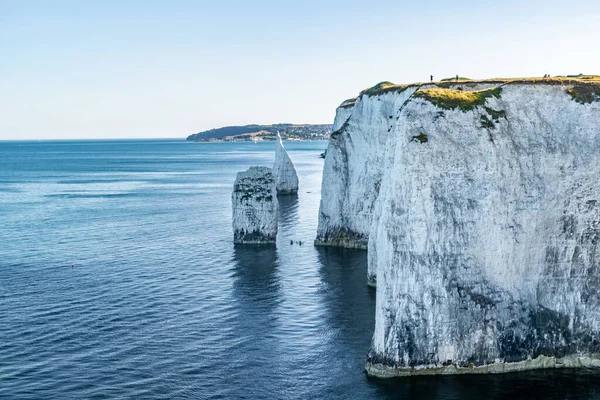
left=273, top=132, right=299, bottom=194
left=232, top=166, right=278, bottom=244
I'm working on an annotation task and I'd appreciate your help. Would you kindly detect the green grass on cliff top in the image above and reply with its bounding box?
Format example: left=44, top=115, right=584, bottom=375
left=415, top=87, right=503, bottom=112
left=359, top=81, right=410, bottom=97
left=441, top=76, right=471, bottom=81
left=342, top=75, right=600, bottom=107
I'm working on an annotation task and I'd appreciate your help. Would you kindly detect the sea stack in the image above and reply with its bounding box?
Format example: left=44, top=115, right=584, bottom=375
left=273, top=132, right=299, bottom=194
left=232, top=166, right=278, bottom=244
left=318, top=78, right=600, bottom=376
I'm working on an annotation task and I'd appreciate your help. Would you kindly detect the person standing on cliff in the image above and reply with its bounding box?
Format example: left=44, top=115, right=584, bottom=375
left=456, top=74, right=459, bottom=81
left=430, top=75, right=433, bottom=82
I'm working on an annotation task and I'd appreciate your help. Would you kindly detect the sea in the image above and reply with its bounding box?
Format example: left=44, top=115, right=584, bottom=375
left=1, top=139, right=599, bottom=399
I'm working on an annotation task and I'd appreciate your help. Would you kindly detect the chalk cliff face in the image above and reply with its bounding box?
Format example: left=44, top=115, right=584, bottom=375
left=318, top=78, right=600, bottom=376
left=273, top=132, right=299, bottom=194
left=316, top=87, right=419, bottom=252
left=232, top=166, right=278, bottom=244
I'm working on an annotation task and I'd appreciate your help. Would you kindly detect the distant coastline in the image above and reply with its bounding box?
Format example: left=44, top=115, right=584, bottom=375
left=186, top=123, right=332, bottom=142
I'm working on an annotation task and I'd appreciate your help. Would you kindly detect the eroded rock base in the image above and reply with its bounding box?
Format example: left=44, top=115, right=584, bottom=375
left=366, top=355, right=600, bottom=378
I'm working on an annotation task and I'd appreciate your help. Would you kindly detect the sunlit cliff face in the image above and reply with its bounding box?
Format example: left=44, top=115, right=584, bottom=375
left=318, top=78, right=600, bottom=376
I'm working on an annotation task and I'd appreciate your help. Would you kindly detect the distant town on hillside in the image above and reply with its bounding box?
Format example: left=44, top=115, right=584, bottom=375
left=186, top=124, right=332, bottom=142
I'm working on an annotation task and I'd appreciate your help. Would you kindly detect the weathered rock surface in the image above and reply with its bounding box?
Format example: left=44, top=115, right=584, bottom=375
left=315, top=87, right=418, bottom=253
left=318, top=78, right=600, bottom=376
left=273, top=132, right=299, bottom=194
left=232, top=166, right=278, bottom=244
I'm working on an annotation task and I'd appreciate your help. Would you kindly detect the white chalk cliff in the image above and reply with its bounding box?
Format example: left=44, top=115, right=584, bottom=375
left=273, top=132, right=299, bottom=194
left=232, top=166, right=278, bottom=244
left=317, top=78, right=600, bottom=376
left=316, top=87, right=418, bottom=254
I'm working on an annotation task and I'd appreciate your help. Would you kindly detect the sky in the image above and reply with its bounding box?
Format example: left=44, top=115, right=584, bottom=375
left=1, top=0, right=599, bottom=140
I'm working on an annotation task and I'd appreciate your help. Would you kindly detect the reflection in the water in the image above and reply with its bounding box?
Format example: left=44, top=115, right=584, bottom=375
left=316, top=246, right=375, bottom=342
left=276, top=193, right=299, bottom=237
left=229, top=244, right=283, bottom=399
left=232, top=244, right=280, bottom=304
left=314, top=246, right=378, bottom=398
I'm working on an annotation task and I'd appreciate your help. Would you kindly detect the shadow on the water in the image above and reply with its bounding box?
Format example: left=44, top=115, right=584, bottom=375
left=315, top=245, right=375, bottom=318
left=231, top=244, right=280, bottom=304
left=228, top=244, right=287, bottom=397
left=276, top=193, right=299, bottom=228
left=315, top=245, right=375, bottom=362
left=311, top=246, right=379, bottom=396
left=371, top=367, right=600, bottom=400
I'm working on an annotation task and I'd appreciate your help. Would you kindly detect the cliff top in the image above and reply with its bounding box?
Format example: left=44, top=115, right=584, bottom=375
left=340, top=75, right=600, bottom=108
left=235, top=166, right=274, bottom=181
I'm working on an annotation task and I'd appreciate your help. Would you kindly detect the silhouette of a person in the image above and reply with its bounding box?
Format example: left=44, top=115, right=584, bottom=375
left=430, top=75, right=433, bottom=82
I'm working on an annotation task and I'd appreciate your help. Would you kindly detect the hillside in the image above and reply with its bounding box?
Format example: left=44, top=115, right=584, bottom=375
left=186, top=124, right=332, bottom=142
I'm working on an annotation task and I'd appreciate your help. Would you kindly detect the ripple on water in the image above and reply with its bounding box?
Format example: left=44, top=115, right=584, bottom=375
left=1, top=140, right=600, bottom=399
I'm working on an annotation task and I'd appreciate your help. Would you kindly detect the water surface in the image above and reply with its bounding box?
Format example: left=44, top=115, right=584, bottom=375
left=1, top=139, right=599, bottom=399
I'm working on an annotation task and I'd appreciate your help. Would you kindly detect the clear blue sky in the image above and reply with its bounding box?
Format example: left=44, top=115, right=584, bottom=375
left=1, top=0, right=598, bottom=139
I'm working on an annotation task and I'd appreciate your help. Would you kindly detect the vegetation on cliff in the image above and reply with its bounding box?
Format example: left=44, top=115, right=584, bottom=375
left=414, top=87, right=503, bottom=112
left=359, top=81, right=413, bottom=98
left=567, top=82, right=600, bottom=104
left=441, top=76, right=471, bottom=81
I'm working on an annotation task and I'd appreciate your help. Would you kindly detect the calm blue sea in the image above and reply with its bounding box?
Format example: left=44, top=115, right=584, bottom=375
left=1, top=139, right=599, bottom=399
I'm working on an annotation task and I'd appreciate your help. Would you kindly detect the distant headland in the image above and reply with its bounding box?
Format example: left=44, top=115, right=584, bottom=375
left=186, top=124, right=332, bottom=142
